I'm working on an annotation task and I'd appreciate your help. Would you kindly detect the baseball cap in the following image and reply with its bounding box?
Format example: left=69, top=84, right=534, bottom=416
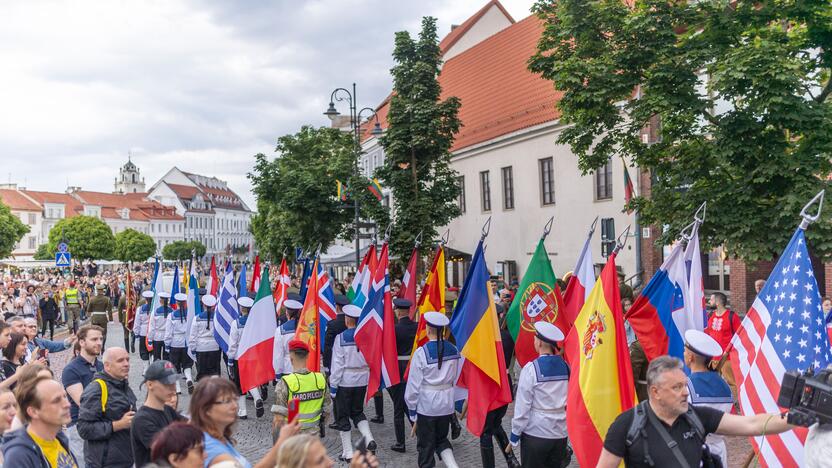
left=142, top=360, right=179, bottom=386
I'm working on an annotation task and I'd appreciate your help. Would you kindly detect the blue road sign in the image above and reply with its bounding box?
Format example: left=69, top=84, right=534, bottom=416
left=55, top=252, right=71, bottom=267
left=57, top=242, right=68, bottom=253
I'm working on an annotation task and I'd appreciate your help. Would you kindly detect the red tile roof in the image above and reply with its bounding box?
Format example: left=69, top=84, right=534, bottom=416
left=438, top=0, right=515, bottom=54
left=363, top=15, right=561, bottom=152
left=167, top=183, right=203, bottom=200
left=0, top=189, right=41, bottom=212
left=180, top=172, right=249, bottom=212
left=72, top=191, right=183, bottom=221
left=20, top=190, right=84, bottom=217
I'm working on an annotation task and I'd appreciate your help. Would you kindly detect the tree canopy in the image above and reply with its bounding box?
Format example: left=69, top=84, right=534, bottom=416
left=114, top=229, right=157, bottom=262
left=162, top=240, right=206, bottom=261
left=46, top=216, right=115, bottom=260
left=0, top=201, right=29, bottom=259
left=530, top=0, right=832, bottom=260
left=375, top=16, right=462, bottom=260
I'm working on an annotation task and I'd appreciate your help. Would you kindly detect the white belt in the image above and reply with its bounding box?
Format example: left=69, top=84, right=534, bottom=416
left=345, top=366, right=368, bottom=371
left=423, top=384, right=452, bottom=391
left=397, top=355, right=410, bottom=361
left=91, top=312, right=108, bottom=316
left=531, top=406, right=563, bottom=414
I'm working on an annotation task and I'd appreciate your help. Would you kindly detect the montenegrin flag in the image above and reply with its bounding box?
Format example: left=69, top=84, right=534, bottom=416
left=405, top=245, right=445, bottom=379
left=506, top=239, right=567, bottom=367
left=565, top=251, right=636, bottom=467
left=295, top=257, right=323, bottom=372
left=238, top=267, right=278, bottom=393
left=450, top=239, right=511, bottom=436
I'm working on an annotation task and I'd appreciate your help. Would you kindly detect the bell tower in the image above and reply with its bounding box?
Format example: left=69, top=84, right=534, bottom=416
left=114, top=153, right=146, bottom=193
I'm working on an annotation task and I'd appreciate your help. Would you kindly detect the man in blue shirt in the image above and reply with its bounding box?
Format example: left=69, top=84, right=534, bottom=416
left=62, top=324, right=104, bottom=464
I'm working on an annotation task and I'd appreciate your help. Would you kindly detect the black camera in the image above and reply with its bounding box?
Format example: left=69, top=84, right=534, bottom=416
left=777, top=368, right=832, bottom=427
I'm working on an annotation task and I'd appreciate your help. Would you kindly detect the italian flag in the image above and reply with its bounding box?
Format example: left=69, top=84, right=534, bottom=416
left=237, top=268, right=277, bottom=393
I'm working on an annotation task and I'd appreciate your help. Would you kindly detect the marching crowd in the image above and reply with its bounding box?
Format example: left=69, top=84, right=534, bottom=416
left=0, top=262, right=821, bottom=468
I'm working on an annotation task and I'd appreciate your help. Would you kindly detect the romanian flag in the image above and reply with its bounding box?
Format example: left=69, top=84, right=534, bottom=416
left=294, top=257, right=323, bottom=372
left=449, top=240, right=511, bottom=436
left=367, top=178, right=383, bottom=201
left=565, top=252, right=636, bottom=467
left=405, top=245, right=445, bottom=378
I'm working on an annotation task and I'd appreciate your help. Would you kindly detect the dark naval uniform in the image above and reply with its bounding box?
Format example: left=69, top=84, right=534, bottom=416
left=87, top=286, right=112, bottom=345
left=388, top=299, right=418, bottom=451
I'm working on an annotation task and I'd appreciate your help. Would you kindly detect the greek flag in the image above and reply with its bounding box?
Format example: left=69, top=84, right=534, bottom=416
left=214, top=262, right=239, bottom=353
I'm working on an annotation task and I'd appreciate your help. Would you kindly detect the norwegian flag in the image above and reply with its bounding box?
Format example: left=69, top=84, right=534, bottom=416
left=355, top=242, right=401, bottom=401
left=729, top=227, right=831, bottom=467
left=272, top=258, right=291, bottom=313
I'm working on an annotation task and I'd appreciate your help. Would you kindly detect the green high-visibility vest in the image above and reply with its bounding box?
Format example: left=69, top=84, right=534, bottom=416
left=281, top=372, right=326, bottom=429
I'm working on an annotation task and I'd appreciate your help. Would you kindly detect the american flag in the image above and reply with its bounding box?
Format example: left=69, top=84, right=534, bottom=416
left=729, top=228, right=832, bottom=467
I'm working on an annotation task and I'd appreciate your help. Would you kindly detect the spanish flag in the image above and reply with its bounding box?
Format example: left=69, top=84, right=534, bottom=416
left=565, top=252, right=636, bottom=467
left=450, top=240, right=511, bottom=436
left=405, top=245, right=445, bottom=378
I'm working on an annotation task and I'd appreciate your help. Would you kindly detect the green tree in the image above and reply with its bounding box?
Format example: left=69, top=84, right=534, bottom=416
left=375, top=16, right=462, bottom=260
left=162, top=240, right=206, bottom=261
left=249, top=125, right=357, bottom=260
left=46, top=216, right=115, bottom=260
left=0, top=200, right=29, bottom=259
left=529, top=0, right=832, bottom=261
left=114, top=229, right=156, bottom=262
left=33, top=243, right=52, bottom=260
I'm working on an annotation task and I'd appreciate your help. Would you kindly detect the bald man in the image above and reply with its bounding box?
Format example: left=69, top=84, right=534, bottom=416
left=77, top=347, right=137, bottom=468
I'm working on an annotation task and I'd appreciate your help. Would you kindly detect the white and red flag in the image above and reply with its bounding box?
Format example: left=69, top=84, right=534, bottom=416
left=238, top=268, right=278, bottom=393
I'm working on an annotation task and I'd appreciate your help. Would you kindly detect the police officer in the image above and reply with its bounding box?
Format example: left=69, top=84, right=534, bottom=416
left=388, top=298, right=417, bottom=453
left=324, top=294, right=349, bottom=427
left=64, top=280, right=83, bottom=334
left=273, top=297, right=303, bottom=380
left=188, top=293, right=221, bottom=380
left=271, top=339, right=331, bottom=437
left=330, top=304, right=377, bottom=462
left=164, top=292, right=194, bottom=394
left=132, top=290, right=155, bottom=375
left=87, top=284, right=112, bottom=345
left=509, top=322, right=569, bottom=468
left=227, top=295, right=264, bottom=419
left=684, top=329, right=733, bottom=466
left=151, top=292, right=172, bottom=361
left=405, top=312, right=462, bottom=468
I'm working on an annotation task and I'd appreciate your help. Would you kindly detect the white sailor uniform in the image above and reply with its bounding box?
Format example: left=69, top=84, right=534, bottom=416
left=188, top=299, right=221, bottom=381
left=273, top=318, right=297, bottom=378
left=330, top=327, right=376, bottom=459
left=688, top=371, right=733, bottom=465
left=132, top=302, right=152, bottom=362
left=151, top=305, right=172, bottom=361
left=164, top=307, right=193, bottom=392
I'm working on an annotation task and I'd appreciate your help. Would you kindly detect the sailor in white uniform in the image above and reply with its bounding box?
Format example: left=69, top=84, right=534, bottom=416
left=684, top=329, right=733, bottom=466
left=227, top=295, right=265, bottom=419
left=405, top=312, right=462, bottom=468
left=273, top=298, right=303, bottom=379
left=132, top=290, right=155, bottom=375
left=188, top=294, right=222, bottom=380
left=164, top=292, right=194, bottom=394
left=509, top=321, right=570, bottom=468
left=330, top=304, right=376, bottom=462
left=150, top=291, right=172, bottom=361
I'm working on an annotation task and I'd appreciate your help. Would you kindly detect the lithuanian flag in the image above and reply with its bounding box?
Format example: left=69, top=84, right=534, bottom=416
left=367, top=178, right=383, bottom=201
left=564, top=251, right=636, bottom=467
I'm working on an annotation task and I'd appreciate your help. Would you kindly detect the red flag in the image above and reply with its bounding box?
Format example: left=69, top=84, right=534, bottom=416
left=251, top=255, right=261, bottom=293
left=294, top=258, right=322, bottom=372
left=562, top=233, right=596, bottom=330
left=207, top=256, right=219, bottom=296
left=272, top=258, right=290, bottom=314
left=401, top=247, right=418, bottom=319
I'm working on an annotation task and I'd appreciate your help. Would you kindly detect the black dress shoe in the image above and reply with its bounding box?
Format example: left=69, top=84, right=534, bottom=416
left=328, top=422, right=339, bottom=430
left=390, top=443, right=406, bottom=453
left=255, top=399, right=264, bottom=418
left=370, top=416, right=384, bottom=424
left=451, top=415, right=462, bottom=440
left=366, top=440, right=377, bottom=454
left=187, top=380, right=194, bottom=394
left=339, top=456, right=352, bottom=462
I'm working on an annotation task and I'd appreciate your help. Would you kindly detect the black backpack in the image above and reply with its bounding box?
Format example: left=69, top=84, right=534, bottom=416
left=625, top=401, right=723, bottom=468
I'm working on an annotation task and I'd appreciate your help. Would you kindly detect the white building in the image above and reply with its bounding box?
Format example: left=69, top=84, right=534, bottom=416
left=0, top=186, right=43, bottom=259
left=354, top=0, right=639, bottom=286
left=113, top=155, right=146, bottom=193
left=148, top=167, right=254, bottom=256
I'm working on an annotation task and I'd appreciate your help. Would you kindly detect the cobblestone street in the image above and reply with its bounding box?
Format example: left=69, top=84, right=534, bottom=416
left=44, top=319, right=756, bottom=467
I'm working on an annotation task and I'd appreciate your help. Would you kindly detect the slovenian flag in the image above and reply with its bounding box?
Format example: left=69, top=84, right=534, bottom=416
left=237, top=268, right=278, bottom=393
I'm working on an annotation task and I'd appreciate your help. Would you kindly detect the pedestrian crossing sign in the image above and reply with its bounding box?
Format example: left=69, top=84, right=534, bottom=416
left=55, top=252, right=71, bottom=267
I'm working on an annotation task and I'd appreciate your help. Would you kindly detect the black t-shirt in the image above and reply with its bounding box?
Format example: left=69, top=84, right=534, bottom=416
left=131, top=404, right=184, bottom=468
left=603, top=404, right=725, bottom=468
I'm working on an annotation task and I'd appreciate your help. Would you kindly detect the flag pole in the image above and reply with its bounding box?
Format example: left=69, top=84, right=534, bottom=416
left=540, top=216, right=554, bottom=241
left=612, top=225, right=632, bottom=256
left=799, top=190, right=824, bottom=230
left=480, top=216, right=492, bottom=241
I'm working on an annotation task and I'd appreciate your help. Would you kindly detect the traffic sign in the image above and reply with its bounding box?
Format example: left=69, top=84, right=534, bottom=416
left=55, top=252, right=71, bottom=267
left=57, top=242, right=68, bottom=253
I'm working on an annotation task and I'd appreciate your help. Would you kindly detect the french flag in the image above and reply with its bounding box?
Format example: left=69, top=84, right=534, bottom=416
left=355, top=242, right=400, bottom=400
left=626, top=242, right=692, bottom=361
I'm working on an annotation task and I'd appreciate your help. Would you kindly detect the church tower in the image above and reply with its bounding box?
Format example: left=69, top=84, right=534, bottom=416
left=114, top=153, right=146, bottom=193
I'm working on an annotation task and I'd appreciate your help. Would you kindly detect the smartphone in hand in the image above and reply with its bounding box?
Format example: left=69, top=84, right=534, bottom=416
left=287, top=397, right=299, bottom=423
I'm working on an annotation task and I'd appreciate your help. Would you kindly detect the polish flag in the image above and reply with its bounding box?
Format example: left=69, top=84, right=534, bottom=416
left=237, top=267, right=278, bottom=393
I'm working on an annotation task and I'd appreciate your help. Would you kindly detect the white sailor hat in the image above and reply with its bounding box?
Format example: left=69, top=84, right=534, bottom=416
left=424, top=311, right=449, bottom=328
left=141, top=290, right=154, bottom=299
left=238, top=296, right=254, bottom=308
left=343, top=304, right=362, bottom=318
left=684, top=329, right=723, bottom=357
left=284, top=299, right=303, bottom=311
left=158, top=292, right=171, bottom=299
left=201, top=294, right=217, bottom=307
left=534, top=321, right=564, bottom=346
left=174, top=293, right=187, bottom=302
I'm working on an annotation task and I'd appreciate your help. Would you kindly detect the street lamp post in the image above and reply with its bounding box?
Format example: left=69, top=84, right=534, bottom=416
left=324, top=83, right=383, bottom=269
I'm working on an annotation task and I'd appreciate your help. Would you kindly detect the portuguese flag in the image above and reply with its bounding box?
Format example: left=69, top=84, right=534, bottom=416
left=506, top=239, right=568, bottom=367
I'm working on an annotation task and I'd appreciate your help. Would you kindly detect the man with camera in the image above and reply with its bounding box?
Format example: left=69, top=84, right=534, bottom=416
left=598, top=355, right=794, bottom=468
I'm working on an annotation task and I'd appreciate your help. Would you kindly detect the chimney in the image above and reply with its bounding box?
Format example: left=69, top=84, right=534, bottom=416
left=451, top=24, right=459, bottom=31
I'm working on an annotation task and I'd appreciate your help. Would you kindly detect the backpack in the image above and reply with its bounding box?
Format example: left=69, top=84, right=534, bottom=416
left=625, top=401, right=722, bottom=468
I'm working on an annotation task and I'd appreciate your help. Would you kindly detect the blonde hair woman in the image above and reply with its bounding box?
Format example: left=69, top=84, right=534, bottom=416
left=0, top=387, right=19, bottom=466
left=275, top=434, right=378, bottom=468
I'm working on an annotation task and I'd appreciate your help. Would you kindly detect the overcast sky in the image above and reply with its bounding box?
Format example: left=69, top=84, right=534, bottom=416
left=0, top=0, right=536, bottom=209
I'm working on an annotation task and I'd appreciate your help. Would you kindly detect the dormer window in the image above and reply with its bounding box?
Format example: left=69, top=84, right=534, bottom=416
left=120, top=208, right=130, bottom=219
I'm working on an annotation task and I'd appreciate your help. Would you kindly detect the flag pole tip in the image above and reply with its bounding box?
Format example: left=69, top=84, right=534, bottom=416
left=799, top=190, right=825, bottom=230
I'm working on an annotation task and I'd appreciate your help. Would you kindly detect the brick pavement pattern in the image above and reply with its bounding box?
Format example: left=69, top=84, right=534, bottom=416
left=46, top=319, right=754, bottom=467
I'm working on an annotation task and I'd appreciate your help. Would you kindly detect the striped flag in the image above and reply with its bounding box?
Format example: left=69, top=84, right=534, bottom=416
left=145, top=258, right=164, bottom=352
left=348, top=246, right=373, bottom=302
left=214, top=262, right=239, bottom=353
left=405, top=245, right=445, bottom=379
left=729, top=227, right=831, bottom=467
left=238, top=268, right=277, bottom=393
left=563, top=226, right=596, bottom=328
left=352, top=244, right=378, bottom=308
left=401, top=247, right=418, bottom=318
left=316, top=261, right=337, bottom=346
left=186, top=258, right=201, bottom=360
left=355, top=242, right=400, bottom=400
